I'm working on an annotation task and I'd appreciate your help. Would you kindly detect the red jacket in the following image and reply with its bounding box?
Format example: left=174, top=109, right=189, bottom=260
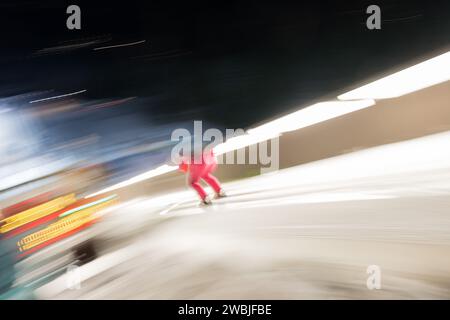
left=178, top=149, right=216, bottom=173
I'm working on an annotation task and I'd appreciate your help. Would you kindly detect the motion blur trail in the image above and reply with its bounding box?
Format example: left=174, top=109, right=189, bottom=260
left=37, top=131, right=450, bottom=299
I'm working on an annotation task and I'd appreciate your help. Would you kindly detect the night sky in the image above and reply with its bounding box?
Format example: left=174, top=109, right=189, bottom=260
left=0, top=0, right=449, bottom=129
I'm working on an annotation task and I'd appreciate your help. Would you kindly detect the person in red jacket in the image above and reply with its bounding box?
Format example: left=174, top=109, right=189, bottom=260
left=179, top=148, right=226, bottom=205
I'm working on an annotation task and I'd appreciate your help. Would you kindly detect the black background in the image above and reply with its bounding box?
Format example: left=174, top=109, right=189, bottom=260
left=0, top=0, right=449, bottom=128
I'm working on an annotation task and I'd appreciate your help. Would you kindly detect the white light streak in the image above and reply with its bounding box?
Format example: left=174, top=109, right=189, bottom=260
left=85, top=164, right=177, bottom=198
left=247, top=99, right=376, bottom=136
left=338, top=51, right=450, bottom=100
left=93, top=40, right=146, bottom=51
left=29, top=90, right=87, bottom=104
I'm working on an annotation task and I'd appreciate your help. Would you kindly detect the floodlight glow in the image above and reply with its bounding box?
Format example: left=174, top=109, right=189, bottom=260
left=247, top=99, right=375, bottom=136
left=338, top=51, right=450, bottom=100
left=214, top=132, right=280, bottom=156
left=86, top=164, right=177, bottom=198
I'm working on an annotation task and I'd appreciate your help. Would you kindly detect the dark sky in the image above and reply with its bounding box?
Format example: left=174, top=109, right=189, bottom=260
left=0, top=0, right=449, bottom=128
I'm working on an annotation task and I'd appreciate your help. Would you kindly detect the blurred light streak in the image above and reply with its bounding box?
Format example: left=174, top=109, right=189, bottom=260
left=214, top=131, right=280, bottom=156
left=33, top=41, right=100, bottom=56
left=17, top=221, right=96, bottom=258
left=4, top=195, right=118, bottom=239
left=1, top=191, right=55, bottom=219
left=83, top=97, right=136, bottom=112
left=17, top=196, right=117, bottom=255
left=0, top=194, right=76, bottom=234
left=59, top=195, right=117, bottom=218
left=93, top=40, right=146, bottom=51
left=247, top=99, right=376, bottom=136
left=338, top=51, right=450, bottom=100
left=4, top=204, right=72, bottom=239
left=85, top=164, right=177, bottom=198
left=29, top=90, right=87, bottom=104
left=0, top=158, right=73, bottom=192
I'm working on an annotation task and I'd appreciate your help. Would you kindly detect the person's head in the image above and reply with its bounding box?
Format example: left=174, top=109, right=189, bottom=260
left=171, top=134, right=213, bottom=165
